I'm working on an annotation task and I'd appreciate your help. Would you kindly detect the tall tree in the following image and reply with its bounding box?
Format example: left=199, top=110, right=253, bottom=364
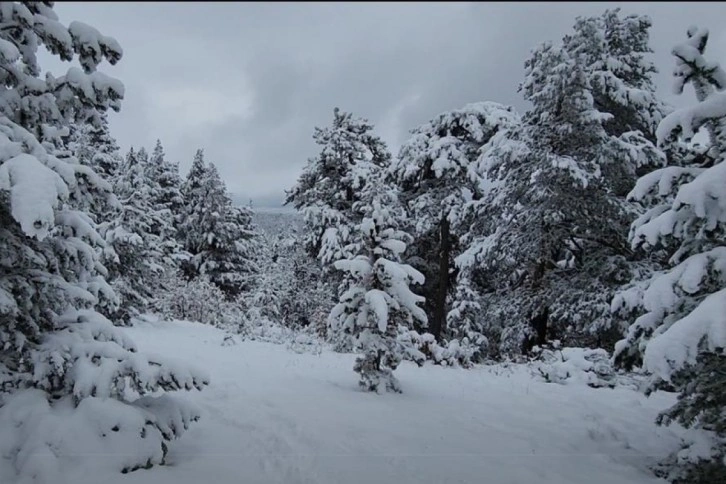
left=99, top=147, right=168, bottom=323
left=459, top=10, right=666, bottom=357
left=391, top=102, right=519, bottom=341
left=144, top=139, right=185, bottom=266
left=147, top=139, right=185, bottom=218
left=68, top=112, right=123, bottom=181
left=179, top=151, right=259, bottom=298
left=0, top=2, right=206, bottom=479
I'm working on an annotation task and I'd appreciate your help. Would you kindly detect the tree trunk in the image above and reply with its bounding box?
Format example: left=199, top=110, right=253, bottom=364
left=533, top=306, right=548, bottom=347
left=431, top=215, right=450, bottom=342
left=523, top=232, right=549, bottom=354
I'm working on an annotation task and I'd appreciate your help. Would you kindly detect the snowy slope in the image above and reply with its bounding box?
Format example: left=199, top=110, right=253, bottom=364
left=21, top=319, right=684, bottom=484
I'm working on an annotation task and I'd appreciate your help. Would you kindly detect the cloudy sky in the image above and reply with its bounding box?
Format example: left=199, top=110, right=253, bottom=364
left=47, top=2, right=726, bottom=207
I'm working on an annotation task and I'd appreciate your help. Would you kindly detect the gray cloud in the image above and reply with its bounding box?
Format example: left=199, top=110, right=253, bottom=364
left=45, top=2, right=726, bottom=207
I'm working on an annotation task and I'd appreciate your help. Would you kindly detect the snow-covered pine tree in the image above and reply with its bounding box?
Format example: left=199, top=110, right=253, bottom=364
left=144, top=139, right=185, bottom=267
left=215, top=198, right=260, bottom=298
left=391, top=102, right=520, bottom=343
left=148, top=140, right=184, bottom=214
left=63, top=113, right=125, bottom=320
left=0, top=3, right=207, bottom=478
left=178, top=148, right=207, bottom=262
left=329, top=175, right=427, bottom=393
left=179, top=151, right=259, bottom=298
left=99, top=147, right=169, bottom=323
left=564, top=9, right=668, bottom=153
left=284, top=108, right=393, bottom=340
left=285, top=107, right=392, bottom=267
left=246, top=266, right=282, bottom=324
left=612, top=26, right=726, bottom=483
left=68, top=112, right=123, bottom=181
left=460, top=10, right=666, bottom=358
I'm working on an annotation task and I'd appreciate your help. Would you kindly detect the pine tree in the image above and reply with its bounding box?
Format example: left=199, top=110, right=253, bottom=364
left=145, top=139, right=185, bottom=266
left=0, top=4, right=207, bottom=478
left=179, top=151, right=259, bottom=298
left=329, top=174, right=427, bottom=393
left=147, top=140, right=184, bottom=218
left=613, top=26, right=726, bottom=482
left=178, top=148, right=207, bottom=263
left=285, top=107, right=392, bottom=266
left=458, top=10, right=666, bottom=357
left=564, top=9, right=668, bottom=150
left=391, top=102, right=520, bottom=343
left=99, top=147, right=168, bottom=323
left=68, top=112, right=123, bottom=181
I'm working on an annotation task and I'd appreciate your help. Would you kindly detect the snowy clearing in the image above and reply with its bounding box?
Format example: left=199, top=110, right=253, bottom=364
left=17, top=318, right=685, bottom=484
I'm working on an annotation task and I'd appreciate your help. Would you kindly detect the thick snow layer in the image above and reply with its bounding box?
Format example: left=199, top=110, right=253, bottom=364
left=656, top=91, right=726, bottom=143
left=0, top=153, right=68, bottom=240
left=535, top=347, right=616, bottom=388
left=643, top=288, right=726, bottom=381
left=0, top=38, right=19, bottom=64
left=0, top=319, right=686, bottom=484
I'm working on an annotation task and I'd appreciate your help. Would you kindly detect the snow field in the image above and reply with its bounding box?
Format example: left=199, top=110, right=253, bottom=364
left=58, top=318, right=687, bottom=484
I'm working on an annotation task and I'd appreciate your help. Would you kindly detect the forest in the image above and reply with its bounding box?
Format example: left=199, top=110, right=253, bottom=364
left=0, top=3, right=723, bottom=484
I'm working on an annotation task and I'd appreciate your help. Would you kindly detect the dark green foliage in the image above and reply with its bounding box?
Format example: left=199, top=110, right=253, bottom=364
left=655, top=352, right=726, bottom=484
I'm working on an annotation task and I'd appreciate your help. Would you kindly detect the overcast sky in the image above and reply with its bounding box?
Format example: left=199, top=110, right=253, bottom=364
left=47, top=2, right=726, bottom=207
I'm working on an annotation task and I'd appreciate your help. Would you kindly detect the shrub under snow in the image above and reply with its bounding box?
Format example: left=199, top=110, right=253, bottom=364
left=533, top=345, right=617, bottom=388
left=153, top=270, right=242, bottom=328
left=0, top=311, right=208, bottom=480
left=397, top=329, right=483, bottom=369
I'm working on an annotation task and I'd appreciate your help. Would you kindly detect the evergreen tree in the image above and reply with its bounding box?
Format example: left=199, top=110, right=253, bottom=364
left=147, top=140, right=184, bottom=219
left=391, top=102, right=520, bottom=342
left=66, top=112, right=124, bottom=295
left=178, top=148, right=207, bottom=262
left=0, top=3, right=206, bottom=478
left=285, top=107, right=392, bottom=266
left=145, top=139, right=185, bottom=266
left=329, top=178, right=427, bottom=393
left=458, top=10, right=666, bottom=357
left=99, top=147, right=168, bottom=323
left=179, top=151, right=259, bottom=298
left=564, top=9, right=667, bottom=150
left=68, top=112, right=123, bottom=181
left=613, top=26, right=726, bottom=482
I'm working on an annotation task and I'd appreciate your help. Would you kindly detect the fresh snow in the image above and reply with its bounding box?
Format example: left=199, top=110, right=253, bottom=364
left=0, top=153, right=68, bottom=240
left=2, top=318, right=688, bottom=484
left=644, top=288, right=726, bottom=381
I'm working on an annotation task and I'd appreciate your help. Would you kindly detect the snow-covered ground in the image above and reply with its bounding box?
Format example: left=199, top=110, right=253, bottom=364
left=26, top=319, right=686, bottom=484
